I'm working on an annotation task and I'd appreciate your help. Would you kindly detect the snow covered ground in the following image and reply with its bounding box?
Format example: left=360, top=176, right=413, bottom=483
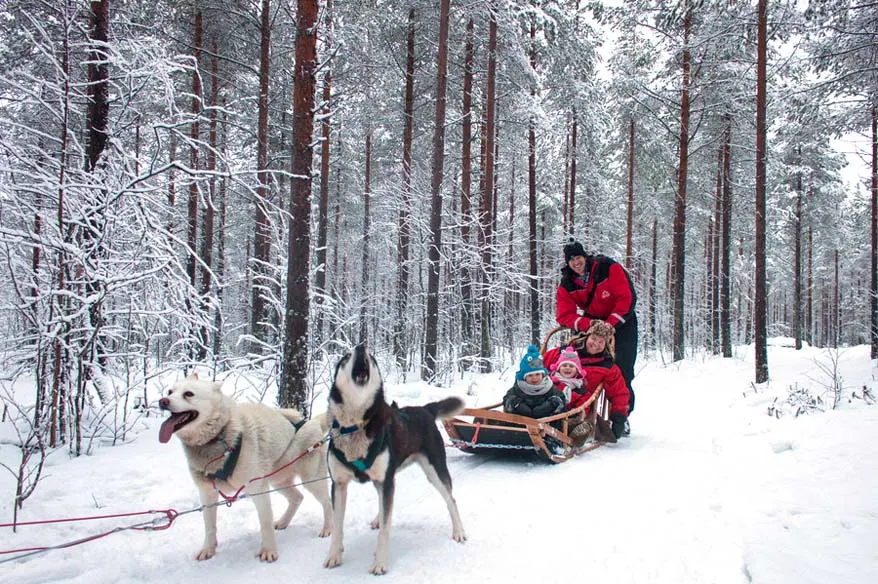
left=1, top=342, right=877, bottom=584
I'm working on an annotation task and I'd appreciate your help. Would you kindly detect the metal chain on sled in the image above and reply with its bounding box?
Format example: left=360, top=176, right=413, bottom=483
left=448, top=438, right=539, bottom=451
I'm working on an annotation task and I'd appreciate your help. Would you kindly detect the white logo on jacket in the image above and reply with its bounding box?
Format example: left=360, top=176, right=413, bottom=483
left=601, top=290, right=611, bottom=299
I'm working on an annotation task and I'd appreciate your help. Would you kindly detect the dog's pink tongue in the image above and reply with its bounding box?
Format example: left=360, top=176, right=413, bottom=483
left=159, top=415, right=184, bottom=443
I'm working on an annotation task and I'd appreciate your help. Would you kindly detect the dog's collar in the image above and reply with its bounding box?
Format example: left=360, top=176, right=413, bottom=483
left=331, top=419, right=366, bottom=435
left=329, top=426, right=387, bottom=474
left=205, top=433, right=243, bottom=482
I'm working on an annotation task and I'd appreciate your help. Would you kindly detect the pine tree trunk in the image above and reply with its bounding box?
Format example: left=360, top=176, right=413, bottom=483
left=422, top=0, right=451, bottom=380
left=395, top=7, right=415, bottom=369
left=458, top=17, right=475, bottom=369
left=649, top=216, right=657, bottom=349
left=333, top=161, right=342, bottom=311
left=711, top=144, right=721, bottom=354
left=279, top=0, right=319, bottom=412
left=478, top=10, right=498, bottom=373
left=754, top=0, right=769, bottom=383
left=85, top=1, right=109, bottom=173
left=721, top=117, right=732, bottom=357
left=568, top=112, right=578, bottom=234
left=314, top=0, right=333, bottom=345
left=198, top=40, right=219, bottom=362
left=507, top=157, right=517, bottom=350
left=168, top=132, right=177, bottom=216
left=805, top=225, right=814, bottom=345
left=563, top=121, right=570, bottom=235
left=187, top=6, right=203, bottom=360
left=871, top=102, right=877, bottom=358
left=833, top=249, right=839, bottom=348
left=251, top=0, right=273, bottom=351
left=214, top=108, right=228, bottom=359
left=51, top=17, right=73, bottom=448
left=821, top=282, right=829, bottom=347
left=84, top=0, right=110, bottom=390
left=527, top=17, right=540, bottom=346
left=30, top=193, right=41, bottom=344
left=626, top=118, right=635, bottom=268
left=671, top=5, right=691, bottom=362
left=360, top=131, right=372, bottom=340
left=705, top=223, right=714, bottom=352
left=794, top=146, right=803, bottom=350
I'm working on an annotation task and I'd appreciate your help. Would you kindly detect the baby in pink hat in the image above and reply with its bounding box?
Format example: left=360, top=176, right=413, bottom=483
left=549, top=346, right=584, bottom=404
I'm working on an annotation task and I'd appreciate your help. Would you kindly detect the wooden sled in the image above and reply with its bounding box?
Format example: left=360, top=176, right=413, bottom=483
left=444, top=388, right=610, bottom=463
left=445, top=326, right=613, bottom=464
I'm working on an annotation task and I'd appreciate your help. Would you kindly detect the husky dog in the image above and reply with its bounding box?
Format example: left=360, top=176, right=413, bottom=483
left=158, top=373, right=332, bottom=562
left=323, top=344, right=466, bottom=575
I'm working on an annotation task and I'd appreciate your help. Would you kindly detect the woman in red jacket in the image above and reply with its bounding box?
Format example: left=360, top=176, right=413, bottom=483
left=572, top=320, right=630, bottom=440
left=556, top=239, right=638, bottom=422
left=542, top=319, right=630, bottom=442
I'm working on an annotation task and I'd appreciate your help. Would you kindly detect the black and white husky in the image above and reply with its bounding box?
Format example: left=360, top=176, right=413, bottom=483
left=323, top=343, right=467, bottom=574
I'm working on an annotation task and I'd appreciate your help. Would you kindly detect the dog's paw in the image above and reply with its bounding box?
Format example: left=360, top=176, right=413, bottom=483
left=452, top=527, right=467, bottom=543
left=274, top=518, right=290, bottom=530
left=370, top=515, right=380, bottom=530
left=257, top=547, right=279, bottom=563
left=324, top=550, right=344, bottom=568
left=369, top=560, right=388, bottom=575
left=195, top=546, right=216, bottom=561
left=318, top=525, right=332, bottom=538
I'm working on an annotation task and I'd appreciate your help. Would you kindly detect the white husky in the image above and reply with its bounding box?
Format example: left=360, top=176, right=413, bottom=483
left=158, top=373, right=332, bottom=562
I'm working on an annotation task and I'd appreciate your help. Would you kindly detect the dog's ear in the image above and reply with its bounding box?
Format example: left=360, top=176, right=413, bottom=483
left=212, top=381, right=223, bottom=392
left=186, top=371, right=199, bottom=380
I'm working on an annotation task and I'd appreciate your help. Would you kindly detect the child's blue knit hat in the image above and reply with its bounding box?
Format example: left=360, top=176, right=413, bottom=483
left=516, top=344, right=548, bottom=380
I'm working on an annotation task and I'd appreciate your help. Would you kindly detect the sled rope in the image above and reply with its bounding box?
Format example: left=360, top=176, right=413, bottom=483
left=0, top=509, right=179, bottom=529
left=0, top=508, right=186, bottom=563
left=0, top=475, right=331, bottom=564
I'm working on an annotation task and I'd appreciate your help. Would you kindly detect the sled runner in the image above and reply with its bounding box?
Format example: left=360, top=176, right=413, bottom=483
left=444, top=327, right=611, bottom=464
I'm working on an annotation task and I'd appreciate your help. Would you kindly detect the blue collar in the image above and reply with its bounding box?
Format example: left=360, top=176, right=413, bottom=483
left=331, top=419, right=364, bottom=435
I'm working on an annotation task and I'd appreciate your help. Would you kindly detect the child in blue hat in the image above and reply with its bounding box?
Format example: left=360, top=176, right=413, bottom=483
left=503, top=345, right=566, bottom=418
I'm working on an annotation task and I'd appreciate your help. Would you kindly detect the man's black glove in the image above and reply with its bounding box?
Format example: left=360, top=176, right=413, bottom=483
left=609, top=412, right=628, bottom=440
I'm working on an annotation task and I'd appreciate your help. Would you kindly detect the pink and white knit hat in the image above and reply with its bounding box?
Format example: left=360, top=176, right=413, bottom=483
left=552, top=346, right=584, bottom=377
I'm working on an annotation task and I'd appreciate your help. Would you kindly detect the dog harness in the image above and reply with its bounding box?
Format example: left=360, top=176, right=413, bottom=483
left=206, top=434, right=243, bottom=482
left=329, top=420, right=388, bottom=474
left=204, top=417, right=306, bottom=482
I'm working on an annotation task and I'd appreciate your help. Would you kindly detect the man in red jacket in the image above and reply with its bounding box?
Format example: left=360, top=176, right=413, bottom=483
left=555, top=239, right=638, bottom=425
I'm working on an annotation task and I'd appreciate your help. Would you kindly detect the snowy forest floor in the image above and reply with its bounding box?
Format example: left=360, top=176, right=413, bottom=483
left=1, top=341, right=877, bottom=584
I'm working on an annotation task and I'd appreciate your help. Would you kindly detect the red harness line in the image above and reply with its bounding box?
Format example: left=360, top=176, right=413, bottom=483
left=0, top=509, right=178, bottom=530
left=0, top=509, right=179, bottom=557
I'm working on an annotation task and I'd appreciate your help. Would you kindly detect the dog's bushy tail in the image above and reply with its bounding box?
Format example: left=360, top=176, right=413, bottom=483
left=424, top=397, right=465, bottom=420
